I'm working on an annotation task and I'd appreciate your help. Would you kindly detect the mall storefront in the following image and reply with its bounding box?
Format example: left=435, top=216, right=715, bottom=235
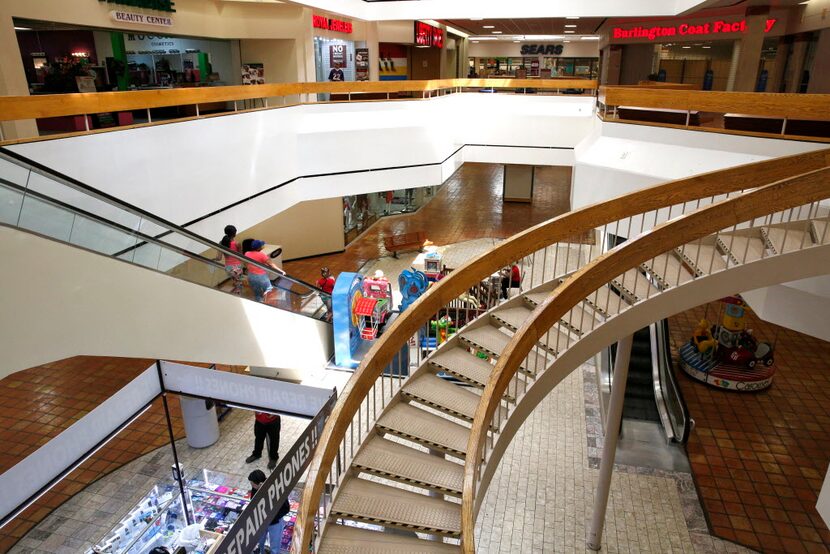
left=467, top=39, right=599, bottom=78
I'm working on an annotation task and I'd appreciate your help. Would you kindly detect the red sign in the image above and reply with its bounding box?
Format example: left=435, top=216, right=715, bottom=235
left=415, top=21, right=444, bottom=48
left=612, top=18, right=776, bottom=40
left=313, top=14, right=353, bottom=34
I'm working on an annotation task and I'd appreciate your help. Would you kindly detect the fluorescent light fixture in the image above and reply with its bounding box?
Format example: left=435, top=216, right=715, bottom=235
left=581, top=36, right=600, bottom=40
left=468, top=36, right=499, bottom=40
left=513, top=40, right=520, bottom=43
left=14, top=26, right=32, bottom=31
left=563, top=40, right=571, bottom=43
left=482, top=25, right=495, bottom=29
left=702, top=46, right=711, bottom=49
left=566, top=16, right=580, bottom=19
left=492, top=31, right=502, bottom=34
left=565, top=24, right=577, bottom=28
left=415, top=45, right=430, bottom=48
left=682, top=45, right=691, bottom=48
left=472, top=40, right=480, bottom=43
left=470, top=18, right=483, bottom=20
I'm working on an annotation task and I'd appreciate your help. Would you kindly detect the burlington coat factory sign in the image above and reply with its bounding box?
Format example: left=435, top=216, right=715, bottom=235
left=612, top=17, right=777, bottom=40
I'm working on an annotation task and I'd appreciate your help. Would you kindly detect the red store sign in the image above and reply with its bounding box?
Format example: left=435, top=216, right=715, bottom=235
left=415, top=21, right=444, bottom=48
left=612, top=18, right=776, bottom=40
left=313, top=14, right=353, bottom=34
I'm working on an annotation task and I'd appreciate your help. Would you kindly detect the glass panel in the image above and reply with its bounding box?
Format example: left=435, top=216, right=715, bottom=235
left=0, top=181, right=24, bottom=226
left=130, top=241, right=164, bottom=269
left=68, top=214, right=140, bottom=255
left=17, top=194, right=76, bottom=242
left=0, top=157, right=31, bottom=189
left=26, top=169, right=143, bottom=231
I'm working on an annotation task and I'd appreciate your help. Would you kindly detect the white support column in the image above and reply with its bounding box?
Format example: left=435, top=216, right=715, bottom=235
left=587, top=333, right=633, bottom=551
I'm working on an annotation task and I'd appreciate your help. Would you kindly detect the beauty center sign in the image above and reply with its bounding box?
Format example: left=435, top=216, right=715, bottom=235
left=612, top=18, right=777, bottom=41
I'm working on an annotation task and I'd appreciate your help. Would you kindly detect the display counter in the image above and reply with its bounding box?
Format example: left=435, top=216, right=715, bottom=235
left=89, top=482, right=191, bottom=554
left=186, top=469, right=250, bottom=534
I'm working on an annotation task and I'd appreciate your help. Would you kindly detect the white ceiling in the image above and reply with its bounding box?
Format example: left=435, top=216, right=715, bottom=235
left=278, top=0, right=718, bottom=21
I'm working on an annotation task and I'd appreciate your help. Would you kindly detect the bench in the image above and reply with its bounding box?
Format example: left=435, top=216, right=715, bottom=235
left=617, top=106, right=700, bottom=126
left=383, top=231, right=426, bottom=258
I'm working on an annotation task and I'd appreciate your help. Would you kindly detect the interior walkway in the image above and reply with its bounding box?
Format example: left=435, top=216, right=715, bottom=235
left=670, top=303, right=830, bottom=553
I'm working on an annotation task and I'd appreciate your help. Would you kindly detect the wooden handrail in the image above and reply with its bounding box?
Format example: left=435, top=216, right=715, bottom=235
left=459, top=165, right=830, bottom=552
left=290, top=147, right=830, bottom=552
left=598, top=86, right=830, bottom=120
left=0, top=78, right=597, bottom=122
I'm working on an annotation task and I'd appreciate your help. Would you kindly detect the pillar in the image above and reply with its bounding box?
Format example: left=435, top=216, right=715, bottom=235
left=587, top=333, right=634, bottom=551
left=807, top=29, right=830, bottom=93
left=0, top=14, right=38, bottom=140
left=784, top=33, right=810, bottom=93
left=731, top=7, right=769, bottom=91
left=767, top=37, right=789, bottom=93
left=366, top=21, right=380, bottom=81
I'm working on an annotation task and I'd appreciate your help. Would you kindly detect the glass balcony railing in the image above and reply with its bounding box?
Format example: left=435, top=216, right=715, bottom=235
left=0, top=148, right=329, bottom=321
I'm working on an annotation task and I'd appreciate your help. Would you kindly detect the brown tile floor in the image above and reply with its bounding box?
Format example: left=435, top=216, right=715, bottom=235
left=0, top=358, right=246, bottom=552
left=284, top=162, right=575, bottom=283
left=670, top=302, right=830, bottom=553
left=0, top=163, right=574, bottom=551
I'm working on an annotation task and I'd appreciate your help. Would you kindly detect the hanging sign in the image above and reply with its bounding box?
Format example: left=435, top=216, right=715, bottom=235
left=313, top=14, right=353, bottom=33
left=355, top=47, right=369, bottom=81
left=111, top=10, right=174, bottom=26
left=612, top=18, right=777, bottom=40
left=415, top=21, right=444, bottom=48
left=520, top=44, right=564, bottom=55
left=330, top=44, right=347, bottom=68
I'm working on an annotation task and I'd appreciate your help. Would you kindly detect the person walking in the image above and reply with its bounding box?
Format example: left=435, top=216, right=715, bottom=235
left=217, top=225, right=244, bottom=295
left=316, top=267, right=335, bottom=321
left=244, top=240, right=284, bottom=302
left=248, top=469, right=291, bottom=553
left=246, top=411, right=281, bottom=469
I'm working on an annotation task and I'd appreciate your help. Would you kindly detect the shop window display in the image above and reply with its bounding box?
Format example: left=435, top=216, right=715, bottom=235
left=342, top=186, right=438, bottom=245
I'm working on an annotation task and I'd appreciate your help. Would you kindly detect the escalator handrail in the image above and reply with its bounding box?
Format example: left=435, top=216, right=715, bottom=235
left=0, top=147, right=328, bottom=297
left=652, top=319, right=692, bottom=443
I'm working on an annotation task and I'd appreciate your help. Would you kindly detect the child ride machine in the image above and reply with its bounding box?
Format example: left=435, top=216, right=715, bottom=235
left=679, top=296, right=776, bottom=392
left=354, top=270, right=393, bottom=340
left=423, top=250, right=444, bottom=282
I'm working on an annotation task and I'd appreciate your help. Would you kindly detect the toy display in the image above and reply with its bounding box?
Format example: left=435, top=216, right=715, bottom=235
left=355, top=270, right=393, bottom=340
left=423, top=250, right=444, bottom=282
left=398, top=268, right=429, bottom=312
left=679, top=296, right=776, bottom=392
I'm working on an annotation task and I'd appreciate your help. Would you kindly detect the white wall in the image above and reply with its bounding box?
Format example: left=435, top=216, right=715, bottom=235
left=8, top=94, right=595, bottom=247
left=0, top=226, right=333, bottom=379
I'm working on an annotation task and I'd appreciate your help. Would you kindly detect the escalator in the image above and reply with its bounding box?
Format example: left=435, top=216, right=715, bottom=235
left=621, top=326, right=661, bottom=422
left=0, top=147, right=333, bottom=376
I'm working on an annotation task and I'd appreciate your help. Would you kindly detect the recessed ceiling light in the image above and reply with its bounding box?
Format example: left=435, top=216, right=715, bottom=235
left=566, top=16, right=580, bottom=19
left=702, top=46, right=711, bottom=49
left=563, top=40, right=571, bottom=43
left=580, top=36, right=600, bottom=40
left=492, top=31, right=502, bottom=34
left=513, top=40, right=520, bottom=43
left=565, top=30, right=575, bottom=34
left=14, top=26, right=32, bottom=31
left=565, top=24, right=577, bottom=28
left=482, top=25, right=495, bottom=29
left=472, top=40, right=480, bottom=43
left=682, top=46, right=691, bottom=49
left=470, top=18, right=483, bottom=20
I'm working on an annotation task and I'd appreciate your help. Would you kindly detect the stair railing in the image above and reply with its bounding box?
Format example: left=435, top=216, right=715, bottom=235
left=291, top=148, right=830, bottom=553
left=460, top=166, right=830, bottom=552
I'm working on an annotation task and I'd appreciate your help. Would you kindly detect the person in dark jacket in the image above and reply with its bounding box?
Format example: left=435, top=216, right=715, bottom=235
left=249, top=470, right=291, bottom=553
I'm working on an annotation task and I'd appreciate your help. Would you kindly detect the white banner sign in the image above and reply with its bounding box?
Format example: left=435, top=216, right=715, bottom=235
left=111, top=10, right=174, bottom=27
left=160, top=361, right=333, bottom=417
left=0, top=364, right=161, bottom=521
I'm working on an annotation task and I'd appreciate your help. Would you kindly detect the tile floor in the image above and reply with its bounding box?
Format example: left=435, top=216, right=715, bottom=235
left=0, top=359, right=247, bottom=552
left=669, top=302, right=830, bottom=553
left=7, top=406, right=309, bottom=553
left=283, top=163, right=575, bottom=284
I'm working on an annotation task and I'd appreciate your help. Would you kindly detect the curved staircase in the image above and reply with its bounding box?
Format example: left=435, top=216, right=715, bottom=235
left=294, top=150, right=830, bottom=554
